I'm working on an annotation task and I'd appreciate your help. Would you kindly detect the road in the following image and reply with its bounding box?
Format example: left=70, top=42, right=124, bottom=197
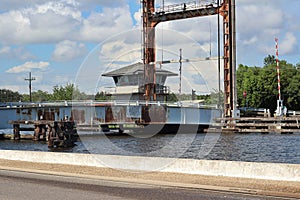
left=0, top=169, right=294, bottom=200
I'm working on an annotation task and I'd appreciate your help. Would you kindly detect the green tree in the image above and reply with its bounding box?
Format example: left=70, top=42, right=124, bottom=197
left=237, top=65, right=261, bottom=108
left=237, top=64, right=249, bottom=107
left=0, top=89, right=22, bottom=102
left=95, top=91, right=111, bottom=101
left=31, top=90, right=51, bottom=102
left=264, top=55, right=276, bottom=66
left=51, top=83, right=87, bottom=101
left=166, top=93, right=178, bottom=102
left=237, top=56, right=300, bottom=112
left=286, top=70, right=300, bottom=110
left=199, top=90, right=223, bottom=105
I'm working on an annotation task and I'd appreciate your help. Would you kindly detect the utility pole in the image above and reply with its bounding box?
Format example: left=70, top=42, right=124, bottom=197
left=25, top=72, right=35, bottom=102
left=179, top=48, right=182, bottom=94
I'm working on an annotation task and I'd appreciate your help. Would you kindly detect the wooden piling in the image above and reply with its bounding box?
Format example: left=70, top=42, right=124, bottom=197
left=8, top=120, right=78, bottom=148
left=13, top=124, right=20, bottom=140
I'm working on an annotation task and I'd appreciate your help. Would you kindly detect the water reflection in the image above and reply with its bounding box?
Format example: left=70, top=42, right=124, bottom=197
left=0, top=132, right=299, bottom=164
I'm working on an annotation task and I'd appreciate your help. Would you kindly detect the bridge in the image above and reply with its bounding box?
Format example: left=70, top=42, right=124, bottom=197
left=142, top=0, right=237, bottom=117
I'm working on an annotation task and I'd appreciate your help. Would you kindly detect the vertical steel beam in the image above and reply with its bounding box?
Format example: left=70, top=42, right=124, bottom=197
left=142, top=0, right=156, bottom=101
left=231, top=0, right=237, bottom=116
left=220, top=0, right=236, bottom=117
left=220, top=0, right=231, bottom=117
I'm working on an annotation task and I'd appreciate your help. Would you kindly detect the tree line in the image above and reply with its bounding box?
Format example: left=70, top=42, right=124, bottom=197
left=0, top=83, right=111, bottom=102
left=237, top=55, right=300, bottom=112
left=0, top=84, right=221, bottom=104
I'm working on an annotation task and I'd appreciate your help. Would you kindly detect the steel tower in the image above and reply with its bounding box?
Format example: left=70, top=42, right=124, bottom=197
left=142, top=0, right=237, bottom=117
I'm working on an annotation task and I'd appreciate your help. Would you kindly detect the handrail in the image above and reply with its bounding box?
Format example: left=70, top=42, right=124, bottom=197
left=0, top=100, right=218, bottom=109
left=156, top=0, right=217, bottom=14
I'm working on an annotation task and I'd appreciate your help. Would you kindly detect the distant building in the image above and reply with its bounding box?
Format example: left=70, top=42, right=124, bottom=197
left=102, top=62, right=177, bottom=101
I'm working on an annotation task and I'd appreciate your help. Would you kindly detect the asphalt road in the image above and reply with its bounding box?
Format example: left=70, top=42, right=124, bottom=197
left=0, top=169, right=294, bottom=200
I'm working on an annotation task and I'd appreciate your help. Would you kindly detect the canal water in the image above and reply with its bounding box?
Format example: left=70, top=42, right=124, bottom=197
left=0, top=130, right=299, bottom=164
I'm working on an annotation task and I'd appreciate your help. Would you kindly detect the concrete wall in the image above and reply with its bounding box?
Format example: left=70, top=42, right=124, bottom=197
left=0, top=150, right=299, bottom=182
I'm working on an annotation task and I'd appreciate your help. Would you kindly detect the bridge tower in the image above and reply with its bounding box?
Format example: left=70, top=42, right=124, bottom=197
left=142, top=0, right=237, bottom=117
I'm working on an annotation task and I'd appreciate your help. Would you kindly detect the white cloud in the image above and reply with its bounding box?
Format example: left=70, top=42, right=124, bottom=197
left=79, top=6, right=133, bottom=42
left=237, top=4, right=283, bottom=39
left=0, top=1, right=133, bottom=45
left=100, top=40, right=140, bottom=63
left=235, top=1, right=300, bottom=65
left=0, top=46, right=35, bottom=60
left=24, top=1, right=82, bottom=20
left=281, top=32, right=297, bottom=55
left=52, top=40, right=87, bottom=62
left=242, top=36, right=258, bottom=45
left=0, top=0, right=125, bottom=11
left=76, top=0, right=126, bottom=9
left=0, top=5, right=81, bottom=45
left=133, top=8, right=142, bottom=27
left=0, top=46, right=11, bottom=54
left=0, top=0, right=49, bottom=11
left=6, top=61, right=50, bottom=73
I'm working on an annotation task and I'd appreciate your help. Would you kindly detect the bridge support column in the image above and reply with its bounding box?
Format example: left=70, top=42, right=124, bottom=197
left=142, top=0, right=156, bottom=102
left=220, top=0, right=237, bottom=117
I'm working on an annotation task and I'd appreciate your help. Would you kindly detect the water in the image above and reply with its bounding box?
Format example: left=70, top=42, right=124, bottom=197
left=0, top=131, right=299, bottom=164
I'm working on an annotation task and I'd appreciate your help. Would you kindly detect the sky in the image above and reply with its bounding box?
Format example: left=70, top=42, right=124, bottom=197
left=0, top=0, right=299, bottom=96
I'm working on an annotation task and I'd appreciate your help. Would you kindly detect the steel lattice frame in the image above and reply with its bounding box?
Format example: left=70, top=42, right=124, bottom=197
left=142, top=0, right=236, bottom=117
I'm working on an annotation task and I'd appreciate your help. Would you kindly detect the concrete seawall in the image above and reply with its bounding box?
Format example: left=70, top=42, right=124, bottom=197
left=0, top=150, right=299, bottom=182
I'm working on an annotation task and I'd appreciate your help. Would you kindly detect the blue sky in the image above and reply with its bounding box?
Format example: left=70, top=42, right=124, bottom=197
left=0, top=0, right=299, bottom=95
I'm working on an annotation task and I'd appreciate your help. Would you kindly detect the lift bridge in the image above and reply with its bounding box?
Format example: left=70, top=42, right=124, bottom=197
left=142, top=0, right=237, bottom=117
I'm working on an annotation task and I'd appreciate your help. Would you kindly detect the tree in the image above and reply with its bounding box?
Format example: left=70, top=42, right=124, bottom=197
left=31, top=90, right=51, bottom=102
left=236, top=64, right=249, bottom=107
left=166, top=93, right=178, bottom=102
left=237, top=56, right=300, bottom=112
left=95, top=91, right=111, bottom=101
left=264, top=55, right=276, bottom=66
left=237, top=65, right=261, bottom=108
left=0, top=89, right=22, bottom=102
left=51, top=83, right=87, bottom=101
left=204, top=90, right=224, bottom=105
left=286, top=70, right=300, bottom=110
